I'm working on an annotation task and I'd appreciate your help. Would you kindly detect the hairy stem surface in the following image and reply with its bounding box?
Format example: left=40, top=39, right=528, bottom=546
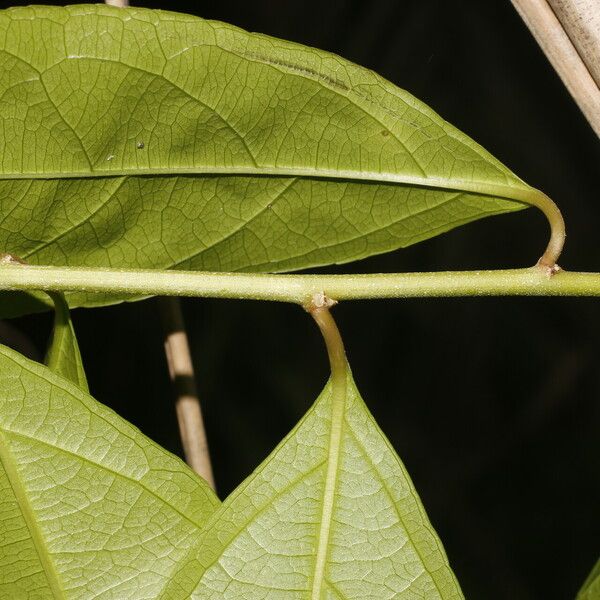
left=1, top=265, right=599, bottom=304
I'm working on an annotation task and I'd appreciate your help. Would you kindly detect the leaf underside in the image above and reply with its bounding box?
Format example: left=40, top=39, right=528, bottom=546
left=168, top=371, right=464, bottom=600
left=44, top=291, right=88, bottom=391
left=0, top=4, right=531, bottom=315
left=0, top=345, right=220, bottom=600
left=577, top=558, right=600, bottom=600
left=0, top=343, right=463, bottom=599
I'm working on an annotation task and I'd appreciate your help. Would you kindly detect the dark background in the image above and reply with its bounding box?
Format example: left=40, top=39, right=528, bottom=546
left=1, top=2, right=599, bottom=598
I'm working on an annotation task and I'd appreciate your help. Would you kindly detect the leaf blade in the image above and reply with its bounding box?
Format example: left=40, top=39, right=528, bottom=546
left=173, top=369, right=463, bottom=599
left=577, top=558, right=600, bottom=600
left=0, top=344, right=220, bottom=599
left=45, top=292, right=88, bottom=391
left=0, top=5, right=534, bottom=313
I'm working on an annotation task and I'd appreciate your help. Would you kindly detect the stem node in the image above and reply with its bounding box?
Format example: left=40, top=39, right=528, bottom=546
left=0, top=253, right=25, bottom=265
left=535, top=260, right=562, bottom=277
left=304, top=291, right=338, bottom=313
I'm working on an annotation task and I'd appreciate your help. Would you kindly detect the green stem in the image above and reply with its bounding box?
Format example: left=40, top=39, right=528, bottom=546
left=307, top=295, right=347, bottom=376
left=1, top=264, right=599, bottom=303
left=517, top=187, right=565, bottom=267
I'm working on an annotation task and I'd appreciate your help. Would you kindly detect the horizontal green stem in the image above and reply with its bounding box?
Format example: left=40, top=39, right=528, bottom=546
left=0, top=264, right=599, bottom=304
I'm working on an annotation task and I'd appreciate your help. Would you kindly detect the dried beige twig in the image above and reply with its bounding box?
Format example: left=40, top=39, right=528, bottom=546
left=160, top=297, right=216, bottom=489
left=511, top=0, right=600, bottom=136
left=102, top=0, right=214, bottom=488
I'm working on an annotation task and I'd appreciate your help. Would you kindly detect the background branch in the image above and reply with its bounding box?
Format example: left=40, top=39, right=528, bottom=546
left=160, top=297, right=215, bottom=488
left=511, top=0, right=600, bottom=136
left=102, top=0, right=214, bottom=487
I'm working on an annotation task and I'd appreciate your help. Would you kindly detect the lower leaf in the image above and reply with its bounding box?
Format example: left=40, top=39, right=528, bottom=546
left=577, top=558, right=600, bottom=600
left=0, top=345, right=220, bottom=599
left=168, top=368, right=463, bottom=599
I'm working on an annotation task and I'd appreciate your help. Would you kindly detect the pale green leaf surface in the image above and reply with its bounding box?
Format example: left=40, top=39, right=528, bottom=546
left=577, top=558, right=600, bottom=600
left=0, top=4, right=531, bottom=313
left=161, top=370, right=463, bottom=599
left=45, top=292, right=88, bottom=391
left=0, top=344, right=220, bottom=599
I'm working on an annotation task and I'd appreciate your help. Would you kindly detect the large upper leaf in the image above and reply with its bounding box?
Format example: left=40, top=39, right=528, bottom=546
left=0, top=344, right=219, bottom=599
left=0, top=4, right=533, bottom=312
left=163, top=370, right=463, bottom=599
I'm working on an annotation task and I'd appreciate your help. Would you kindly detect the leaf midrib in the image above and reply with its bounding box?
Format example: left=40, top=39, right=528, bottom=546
left=0, top=165, right=534, bottom=198
left=311, top=373, right=347, bottom=599
left=0, top=167, right=535, bottom=231
left=0, top=428, right=65, bottom=599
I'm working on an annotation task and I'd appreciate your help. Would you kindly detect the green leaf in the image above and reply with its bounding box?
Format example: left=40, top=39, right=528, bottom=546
left=45, top=291, right=88, bottom=391
left=577, top=558, right=600, bottom=600
left=164, top=369, right=463, bottom=599
left=0, top=344, right=220, bottom=599
left=0, top=5, right=535, bottom=314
